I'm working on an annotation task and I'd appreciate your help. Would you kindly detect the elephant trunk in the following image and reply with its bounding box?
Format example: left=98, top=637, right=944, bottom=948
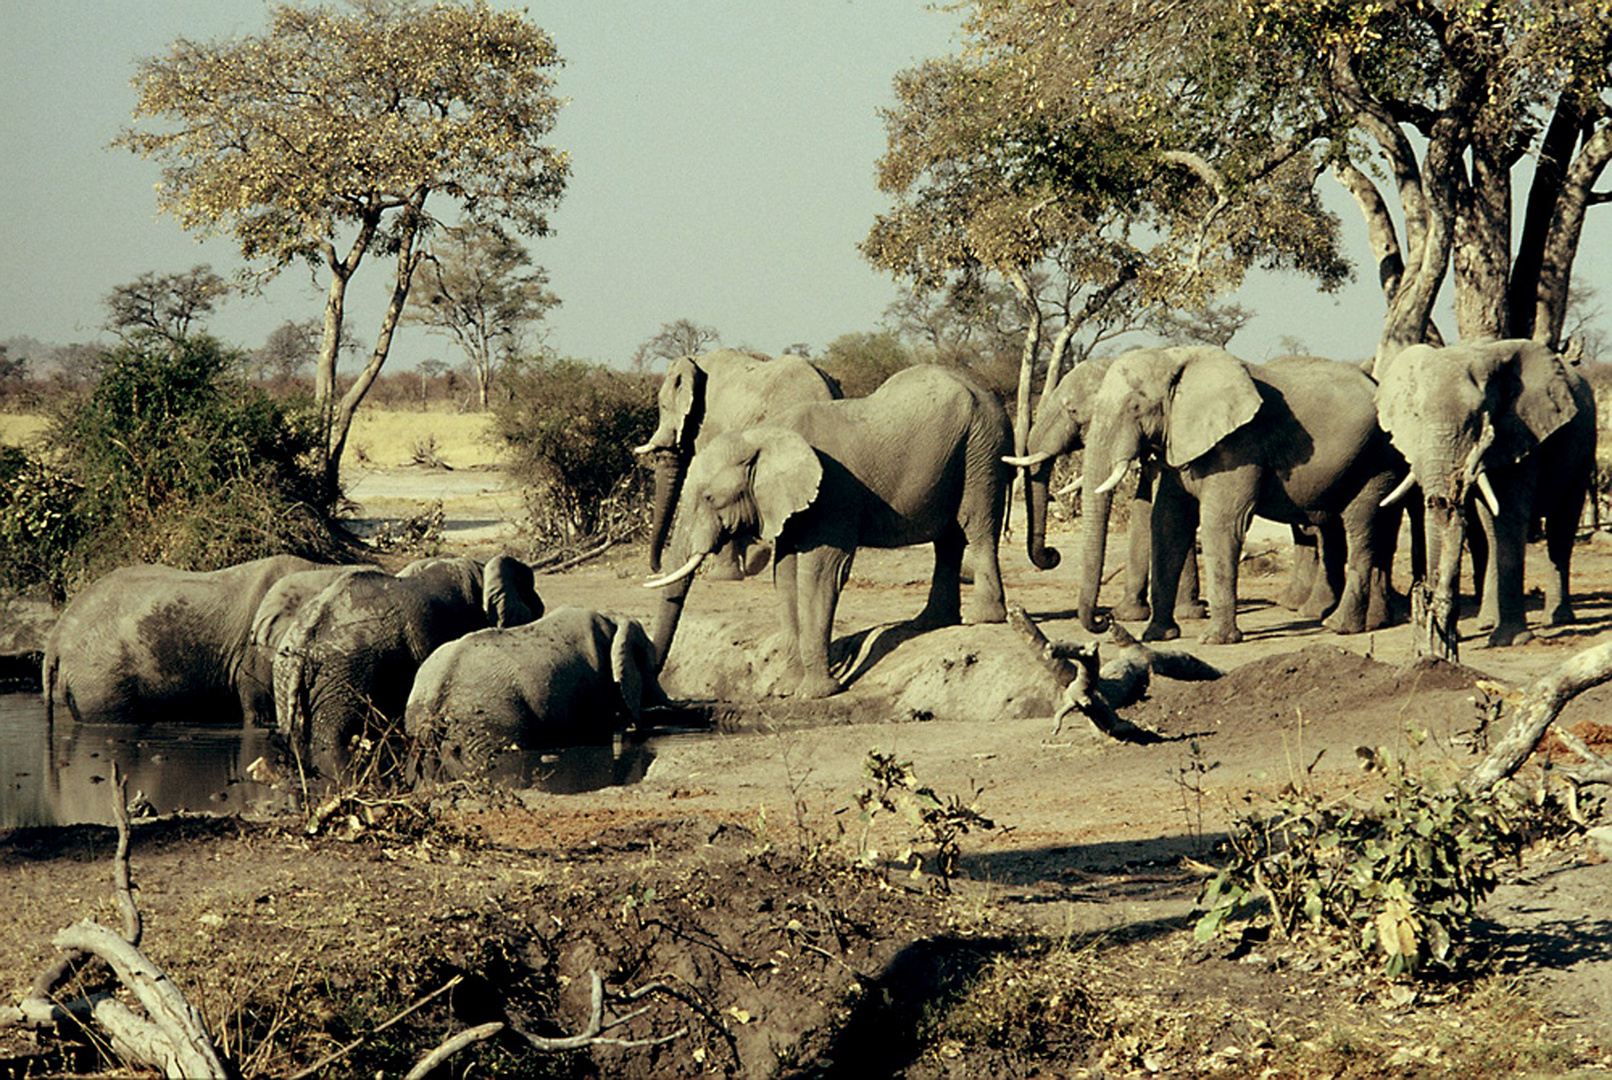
left=1024, top=462, right=1062, bottom=570
left=1076, top=464, right=1120, bottom=633
left=646, top=450, right=686, bottom=574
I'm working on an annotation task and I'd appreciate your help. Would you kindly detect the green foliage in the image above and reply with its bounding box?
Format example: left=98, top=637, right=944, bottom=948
left=1194, top=745, right=1570, bottom=977
left=853, top=750, right=999, bottom=893
left=0, top=336, right=335, bottom=598
left=490, top=354, right=657, bottom=542
left=819, top=331, right=915, bottom=398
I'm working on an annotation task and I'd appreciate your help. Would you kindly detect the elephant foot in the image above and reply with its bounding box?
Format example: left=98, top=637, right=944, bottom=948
left=1111, top=600, right=1151, bottom=622
left=1481, top=623, right=1533, bottom=649
left=1473, top=610, right=1499, bottom=633
left=1199, top=624, right=1243, bottom=645
left=1543, top=603, right=1575, bottom=627
left=1322, top=609, right=1366, bottom=636
left=1141, top=620, right=1181, bottom=643
left=1298, top=598, right=1335, bottom=621
left=965, top=596, right=1008, bottom=624
left=912, top=605, right=963, bottom=631
left=1173, top=601, right=1208, bottom=622
left=795, top=672, right=844, bottom=700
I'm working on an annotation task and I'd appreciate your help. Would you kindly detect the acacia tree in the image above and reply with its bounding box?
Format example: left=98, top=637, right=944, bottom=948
left=116, top=0, right=569, bottom=500
left=865, top=35, right=1350, bottom=453
left=405, top=223, right=560, bottom=409
left=631, top=320, right=722, bottom=372
left=104, top=265, right=231, bottom=345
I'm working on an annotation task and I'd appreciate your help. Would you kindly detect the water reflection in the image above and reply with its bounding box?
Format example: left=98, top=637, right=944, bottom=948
left=0, top=693, right=676, bottom=829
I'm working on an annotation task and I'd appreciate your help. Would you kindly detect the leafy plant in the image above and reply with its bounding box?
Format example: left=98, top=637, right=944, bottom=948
left=852, top=750, right=999, bottom=893
left=1194, top=745, right=1573, bottom=976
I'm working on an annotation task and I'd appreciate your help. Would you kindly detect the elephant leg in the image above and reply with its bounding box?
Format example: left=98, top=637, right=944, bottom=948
left=1483, top=495, right=1534, bottom=648
left=1541, top=489, right=1585, bottom=626
left=1175, top=537, right=1207, bottom=621
left=915, top=524, right=966, bottom=629
left=1363, top=499, right=1404, bottom=631
left=1195, top=474, right=1258, bottom=645
left=1283, top=524, right=1318, bottom=611
left=1141, top=477, right=1196, bottom=643
left=772, top=549, right=805, bottom=693
left=1112, top=486, right=1153, bottom=623
left=962, top=519, right=1007, bottom=625
left=794, top=546, right=853, bottom=699
left=1299, top=521, right=1345, bottom=620
left=1323, top=496, right=1379, bottom=634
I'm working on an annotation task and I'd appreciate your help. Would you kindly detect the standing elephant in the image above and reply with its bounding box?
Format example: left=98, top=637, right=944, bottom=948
left=635, top=349, right=841, bottom=578
left=1076, top=347, right=1404, bottom=644
left=273, top=554, right=542, bottom=780
left=646, top=364, right=1012, bottom=699
left=405, top=607, right=663, bottom=782
left=1375, top=339, right=1595, bottom=649
left=1004, top=357, right=1204, bottom=624
left=43, top=554, right=322, bottom=726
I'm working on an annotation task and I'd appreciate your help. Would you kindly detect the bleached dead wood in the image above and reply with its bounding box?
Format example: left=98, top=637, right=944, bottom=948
left=1008, top=605, right=1220, bottom=743
left=1, top=768, right=228, bottom=1079
left=1465, top=639, right=1612, bottom=793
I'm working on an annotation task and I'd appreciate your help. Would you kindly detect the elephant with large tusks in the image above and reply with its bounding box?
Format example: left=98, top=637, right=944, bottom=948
left=1375, top=339, right=1595, bottom=650
left=272, top=554, right=543, bottom=781
left=43, top=554, right=323, bottom=726
left=646, top=364, right=1012, bottom=699
left=404, top=606, right=664, bottom=782
left=1003, top=356, right=1205, bottom=624
left=1069, top=346, right=1406, bottom=645
left=634, top=349, right=841, bottom=579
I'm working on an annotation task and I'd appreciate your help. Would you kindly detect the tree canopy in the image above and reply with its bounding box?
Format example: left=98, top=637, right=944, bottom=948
left=116, top=0, right=570, bottom=496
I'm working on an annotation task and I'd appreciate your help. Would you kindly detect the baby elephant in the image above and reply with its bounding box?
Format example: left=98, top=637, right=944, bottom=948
left=405, top=607, right=664, bottom=782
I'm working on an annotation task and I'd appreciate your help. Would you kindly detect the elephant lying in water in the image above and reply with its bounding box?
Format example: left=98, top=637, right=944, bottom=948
left=272, top=554, right=543, bottom=782
left=43, top=554, right=323, bottom=726
left=404, top=606, right=664, bottom=782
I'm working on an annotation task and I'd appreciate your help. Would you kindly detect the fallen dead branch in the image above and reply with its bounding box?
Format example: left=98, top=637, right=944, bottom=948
left=1, top=767, right=228, bottom=1079
left=1465, top=639, right=1612, bottom=792
left=403, top=970, right=688, bottom=1078
left=1007, top=605, right=1220, bottom=742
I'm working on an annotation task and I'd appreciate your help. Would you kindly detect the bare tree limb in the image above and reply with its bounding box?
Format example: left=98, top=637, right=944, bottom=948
left=405, top=1021, right=506, bottom=1080
left=287, top=974, right=464, bottom=1080
left=1464, top=640, right=1612, bottom=793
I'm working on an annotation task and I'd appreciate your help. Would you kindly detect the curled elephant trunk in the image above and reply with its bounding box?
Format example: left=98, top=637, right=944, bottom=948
left=1022, top=460, right=1062, bottom=570
left=1076, top=471, right=1118, bottom=633
left=646, top=450, right=686, bottom=574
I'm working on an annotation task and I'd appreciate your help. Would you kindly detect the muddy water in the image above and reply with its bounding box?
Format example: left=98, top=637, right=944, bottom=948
left=0, top=693, right=665, bottom=829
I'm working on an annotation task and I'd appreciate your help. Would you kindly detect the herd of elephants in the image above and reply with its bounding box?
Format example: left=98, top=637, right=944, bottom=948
left=38, top=339, right=1599, bottom=791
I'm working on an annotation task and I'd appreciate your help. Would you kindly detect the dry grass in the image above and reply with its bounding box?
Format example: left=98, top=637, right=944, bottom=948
left=346, top=407, right=500, bottom=469
left=0, top=414, right=49, bottom=448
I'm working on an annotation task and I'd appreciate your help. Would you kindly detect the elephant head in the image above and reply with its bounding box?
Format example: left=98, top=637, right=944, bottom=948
left=1374, top=339, right=1585, bottom=645
left=483, top=553, right=543, bottom=628
left=1003, top=359, right=1111, bottom=571
left=1075, top=347, right=1262, bottom=631
left=607, top=615, right=662, bottom=723
left=644, top=427, right=822, bottom=662
left=634, top=355, right=707, bottom=572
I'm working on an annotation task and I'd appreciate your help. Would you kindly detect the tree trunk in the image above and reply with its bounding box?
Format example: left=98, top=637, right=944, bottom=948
left=1465, top=640, right=1612, bottom=793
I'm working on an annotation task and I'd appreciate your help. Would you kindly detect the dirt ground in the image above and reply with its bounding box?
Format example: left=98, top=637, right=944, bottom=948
left=4, top=463, right=1612, bottom=1077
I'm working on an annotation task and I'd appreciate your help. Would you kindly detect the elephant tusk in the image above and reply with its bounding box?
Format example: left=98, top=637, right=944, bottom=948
left=1057, top=473, right=1083, bottom=496
left=1001, top=451, right=1052, bottom=468
left=632, top=441, right=663, bottom=456
left=1093, top=459, right=1132, bottom=496
left=643, top=553, right=704, bottom=589
left=1474, top=470, right=1501, bottom=517
left=1379, top=471, right=1417, bottom=508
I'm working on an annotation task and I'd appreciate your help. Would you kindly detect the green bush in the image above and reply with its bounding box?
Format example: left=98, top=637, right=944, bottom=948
left=1193, top=745, right=1572, bottom=977
left=0, top=336, right=337, bottom=599
left=490, top=354, right=657, bottom=543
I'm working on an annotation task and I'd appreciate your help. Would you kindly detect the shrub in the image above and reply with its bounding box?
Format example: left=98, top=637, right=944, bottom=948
left=0, top=336, right=338, bottom=598
left=1193, top=745, right=1574, bottom=977
left=490, top=354, right=657, bottom=543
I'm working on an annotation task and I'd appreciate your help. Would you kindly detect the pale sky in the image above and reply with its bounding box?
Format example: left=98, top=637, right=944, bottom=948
left=1, top=2, right=1607, bottom=371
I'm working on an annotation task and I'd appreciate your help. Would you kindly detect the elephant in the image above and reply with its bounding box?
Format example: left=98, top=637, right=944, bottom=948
left=634, top=349, right=842, bottom=579
left=1004, top=356, right=1206, bottom=624
left=42, top=554, right=323, bottom=726
left=1073, top=347, right=1406, bottom=644
left=1375, top=339, right=1596, bottom=649
left=404, top=606, right=664, bottom=782
left=272, top=554, right=543, bottom=781
left=646, top=364, right=1012, bottom=699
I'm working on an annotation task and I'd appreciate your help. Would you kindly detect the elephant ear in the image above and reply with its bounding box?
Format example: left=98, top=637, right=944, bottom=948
left=1374, top=344, right=1438, bottom=447
left=1490, top=341, right=1580, bottom=465
left=609, top=617, right=656, bottom=722
left=669, top=356, right=707, bottom=449
left=748, top=428, right=822, bottom=543
left=1164, top=349, right=1262, bottom=468
left=483, top=555, right=542, bottom=628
